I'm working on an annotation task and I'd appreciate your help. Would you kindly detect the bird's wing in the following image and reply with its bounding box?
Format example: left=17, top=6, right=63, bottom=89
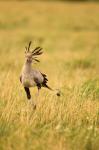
left=31, top=69, right=44, bottom=84
left=41, top=73, right=48, bottom=85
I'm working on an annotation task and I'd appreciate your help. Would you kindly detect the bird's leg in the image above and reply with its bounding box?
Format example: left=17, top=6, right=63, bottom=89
left=37, top=88, right=40, bottom=102
left=24, top=87, right=31, bottom=99
left=24, top=87, right=36, bottom=109
left=35, top=84, right=41, bottom=106
left=30, top=100, right=36, bottom=110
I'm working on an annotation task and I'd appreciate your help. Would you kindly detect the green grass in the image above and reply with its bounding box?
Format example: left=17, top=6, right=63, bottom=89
left=0, top=1, right=99, bottom=150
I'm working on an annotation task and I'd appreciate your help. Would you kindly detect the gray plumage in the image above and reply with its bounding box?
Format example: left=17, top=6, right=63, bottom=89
left=20, top=41, right=56, bottom=105
left=21, top=62, right=44, bottom=88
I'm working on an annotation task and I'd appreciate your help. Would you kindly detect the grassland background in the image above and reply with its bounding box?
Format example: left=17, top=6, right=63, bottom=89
left=0, top=1, right=99, bottom=150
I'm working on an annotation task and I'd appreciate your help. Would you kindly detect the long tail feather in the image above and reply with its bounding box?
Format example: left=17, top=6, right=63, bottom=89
left=41, top=73, right=61, bottom=96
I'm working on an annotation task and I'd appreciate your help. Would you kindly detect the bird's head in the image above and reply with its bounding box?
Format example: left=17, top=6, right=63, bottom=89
left=25, top=41, right=43, bottom=64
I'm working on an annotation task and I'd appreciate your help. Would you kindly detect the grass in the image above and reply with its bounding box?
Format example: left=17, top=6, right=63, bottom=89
left=0, top=1, right=99, bottom=150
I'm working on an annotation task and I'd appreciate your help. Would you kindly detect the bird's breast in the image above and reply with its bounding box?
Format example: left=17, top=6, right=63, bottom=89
left=22, top=75, right=36, bottom=87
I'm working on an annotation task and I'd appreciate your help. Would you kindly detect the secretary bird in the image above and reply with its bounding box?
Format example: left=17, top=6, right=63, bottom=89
left=20, top=41, right=60, bottom=108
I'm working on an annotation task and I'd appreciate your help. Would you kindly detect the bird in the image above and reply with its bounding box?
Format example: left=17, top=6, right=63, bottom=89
left=20, top=41, right=60, bottom=108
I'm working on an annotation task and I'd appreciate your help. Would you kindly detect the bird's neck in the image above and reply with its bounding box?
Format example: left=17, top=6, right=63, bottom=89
left=23, top=61, right=32, bottom=72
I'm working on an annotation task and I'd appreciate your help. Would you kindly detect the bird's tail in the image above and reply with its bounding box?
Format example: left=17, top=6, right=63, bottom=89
left=43, top=84, right=53, bottom=91
left=41, top=73, right=61, bottom=96
left=43, top=84, right=61, bottom=97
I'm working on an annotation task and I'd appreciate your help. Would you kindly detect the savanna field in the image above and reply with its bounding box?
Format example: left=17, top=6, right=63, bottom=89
left=0, top=1, right=99, bottom=150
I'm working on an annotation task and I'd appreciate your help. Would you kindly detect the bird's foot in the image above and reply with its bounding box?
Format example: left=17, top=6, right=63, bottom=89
left=28, top=100, right=37, bottom=110
left=33, top=104, right=36, bottom=110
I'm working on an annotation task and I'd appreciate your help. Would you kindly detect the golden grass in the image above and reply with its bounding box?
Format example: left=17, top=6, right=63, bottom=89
left=0, top=1, right=99, bottom=150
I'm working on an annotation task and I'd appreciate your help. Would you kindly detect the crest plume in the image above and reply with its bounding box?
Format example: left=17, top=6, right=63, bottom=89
left=25, top=41, right=32, bottom=53
left=32, top=47, right=43, bottom=56
left=25, top=41, right=43, bottom=63
left=28, top=41, right=32, bottom=52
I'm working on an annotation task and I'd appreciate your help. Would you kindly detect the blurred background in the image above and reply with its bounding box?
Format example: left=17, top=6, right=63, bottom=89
left=0, top=1, right=99, bottom=150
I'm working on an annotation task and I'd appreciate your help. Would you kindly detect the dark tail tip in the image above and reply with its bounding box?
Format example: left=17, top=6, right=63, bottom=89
left=43, top=84, right=61, bottom=97
left=56, top=89, right=61, bottom=97
left=57, top=92, right=61, bottom=97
